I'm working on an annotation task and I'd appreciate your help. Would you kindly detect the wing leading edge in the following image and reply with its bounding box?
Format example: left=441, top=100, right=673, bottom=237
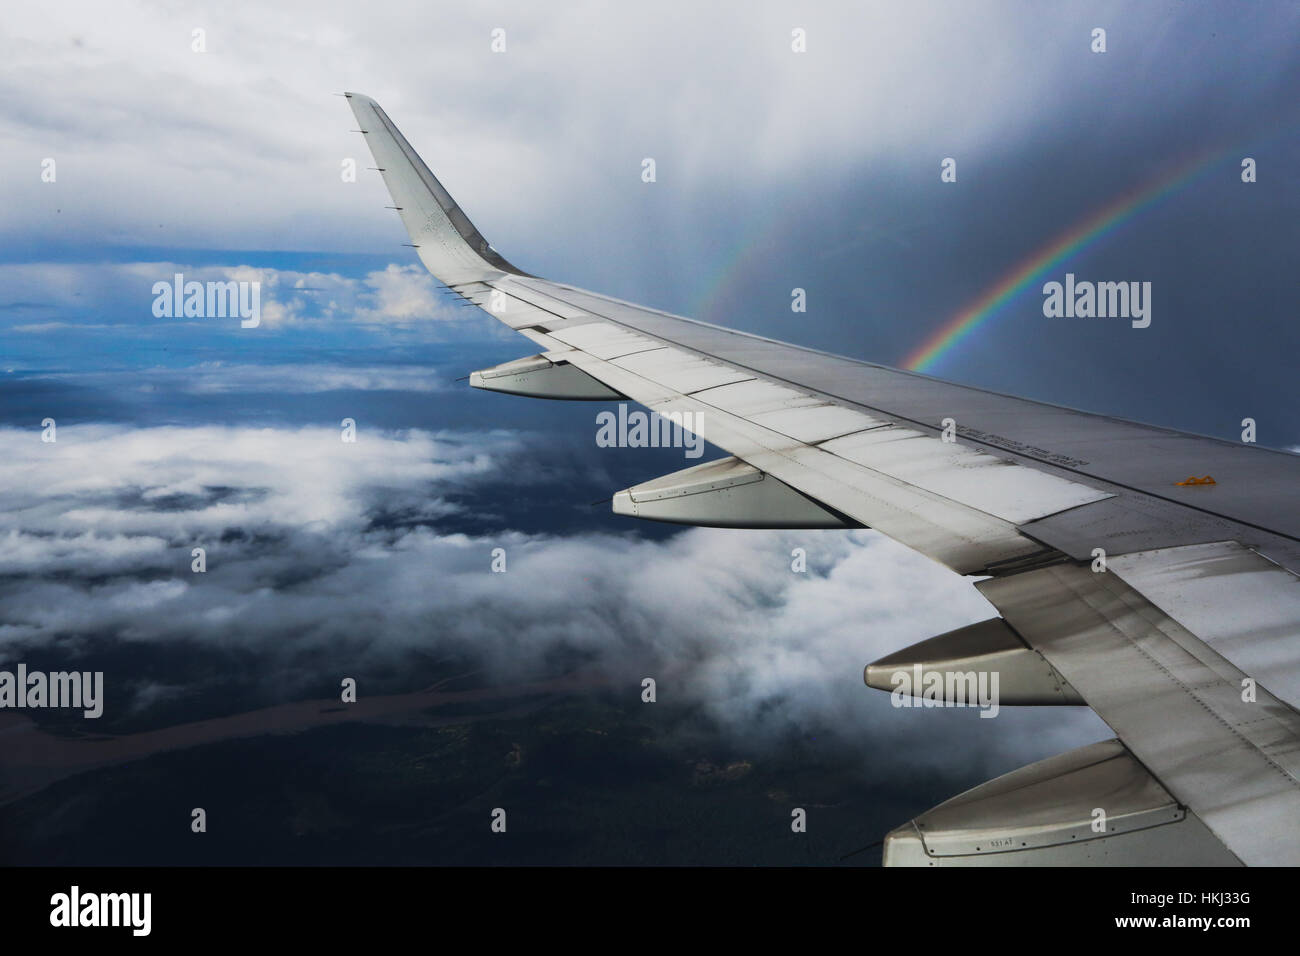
left=344, top=93, right=1300, bottom=865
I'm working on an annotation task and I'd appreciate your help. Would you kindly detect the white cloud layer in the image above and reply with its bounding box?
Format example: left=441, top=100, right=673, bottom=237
left=0, top=261, right=467, bottom=330
left=0, top=423, right=1108, bottom=782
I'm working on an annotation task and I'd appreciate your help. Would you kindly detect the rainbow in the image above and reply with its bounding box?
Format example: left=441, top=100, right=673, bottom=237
left=691, top=199, right=796, bottom=324
left=901, top=149, right=1227, bottom=373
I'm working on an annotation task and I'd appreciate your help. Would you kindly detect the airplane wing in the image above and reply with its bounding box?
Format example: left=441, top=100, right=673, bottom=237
left=344, top=92, right=1300, bottom=866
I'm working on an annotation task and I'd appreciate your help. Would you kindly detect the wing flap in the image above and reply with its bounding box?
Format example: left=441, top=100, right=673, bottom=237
left=608, top=348, right=755, bottom=393
left=980, top=561, right=1300, bottom=866
left=1110, top=542, right=1300, bottom=710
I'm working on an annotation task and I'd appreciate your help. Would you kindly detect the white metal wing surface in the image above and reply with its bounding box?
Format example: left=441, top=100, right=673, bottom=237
left=345, top=93, right=1300, bottom=866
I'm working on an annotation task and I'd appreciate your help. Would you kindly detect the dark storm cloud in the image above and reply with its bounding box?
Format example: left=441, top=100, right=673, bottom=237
left=3, top=1, right=1291, bottom=259
left=4, top=2, right=1294, bottom=446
